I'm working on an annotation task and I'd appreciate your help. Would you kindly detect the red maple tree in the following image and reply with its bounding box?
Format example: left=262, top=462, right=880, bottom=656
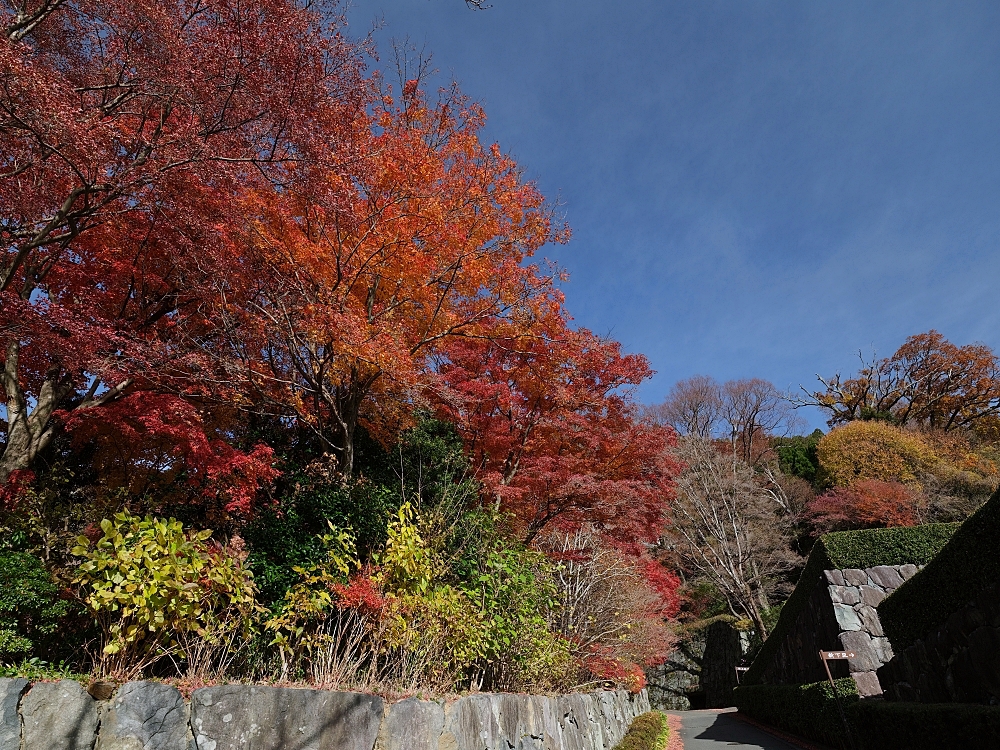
left=807, top=479, right=924, bottom=532
left=0, top=0, right=369, bottom=498
left=438, top=326, right=679, bottom=546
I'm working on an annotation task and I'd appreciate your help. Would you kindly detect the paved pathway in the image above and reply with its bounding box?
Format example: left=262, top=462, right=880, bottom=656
left=668, top=709, right=805, bottom=749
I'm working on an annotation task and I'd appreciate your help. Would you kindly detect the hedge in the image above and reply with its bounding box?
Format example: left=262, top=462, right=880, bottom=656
left=613, top=711, right=669, bottom=750
left=819, top=523, right=959, bottom=570
left=733, top=678, right=859, bottom=747
left=878, top=487, right=1000, bottom=651
left=848, top=701, right=1000, bottom=750
left=743, top=523, right=958, bottom=684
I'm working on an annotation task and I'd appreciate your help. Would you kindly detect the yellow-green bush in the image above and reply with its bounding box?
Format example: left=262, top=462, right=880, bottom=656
left=817, top=421, right=935, bottom=486
left=73, top=513, right=257, bottom=677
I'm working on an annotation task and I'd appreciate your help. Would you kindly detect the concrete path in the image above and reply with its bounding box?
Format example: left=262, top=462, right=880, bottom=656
left=668, top=709, right=805, bottom=749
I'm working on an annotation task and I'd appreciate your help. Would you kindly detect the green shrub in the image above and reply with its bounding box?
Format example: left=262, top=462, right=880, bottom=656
left=879, top=487, right=1000, bottom=651
left=744, top=523, right=958, bottom=683
left=821, top=523, right=959, bottom=569
left=73, top=513, right=258, bottom=678
left=246, top=477, right=396, bottom=606
left=613, top=711, right=669, bottom=750
left=0, top=657, right=86, bottom=682
left=0, top=551, right=72, bottom=661
left=848, top=701, right=1000, bottom=750
left=774, top=429, right=824, bottom=484
left=733, top=678, right=859, bottom=747
left=264, top=524, right=360, bottom=680
left=247, top=417, right=479, bottom=606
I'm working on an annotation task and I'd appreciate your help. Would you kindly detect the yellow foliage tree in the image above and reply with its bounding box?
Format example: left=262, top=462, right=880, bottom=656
left=817, top=421, right=935, bottom=487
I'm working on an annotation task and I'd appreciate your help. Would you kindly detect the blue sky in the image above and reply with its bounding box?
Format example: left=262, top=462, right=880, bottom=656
left=346, top=0, right=1000, bottom=431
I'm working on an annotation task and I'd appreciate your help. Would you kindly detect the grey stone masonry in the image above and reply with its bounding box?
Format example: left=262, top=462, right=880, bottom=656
left=819, top=564, right=920, bottom=697
left=97, top=682, right=189, bottom=750
left=439, top=690, right=649, bottom=750
left=0, top=678, right=28, bottom=750
left=646, top=632, right=704, bottom=710
left=190, top=685, right=383, bottom=750
left=377, top=697, right=443, bottom=750
left=646, top=618, right=749, bottom=710
left=0, top=681, right=649, bottom=750
left=755, top=564, right=920, bottom=698
left=20, top=680, right=100, bottom=750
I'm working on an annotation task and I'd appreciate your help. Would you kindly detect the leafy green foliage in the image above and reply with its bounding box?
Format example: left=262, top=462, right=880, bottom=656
left=821, top=523, right=960, bottom=569
left=72, top=513, right=257, bottom=676
left=0, top=657, right=87, bottom=682
left=246, top=417, right=478, bottom=606
left=264, top=525, right=359, bottom=678
left=262, top=497, right=574, bottom=691
left=847, top=700, right=1000, bottom=750
left=733, top=678, right=859, bottom=747
left=773, top=429, right=824, bottom=484
left=879, top=487, right=1000, bottom=650
left=246, top=476, right=395, bottom=606
left=1, top=414, right=661, bottom=692
left=612, top=711, right=670, bottom=750
left=377, top=503, right=436, bottom=594
left=459, top=538, right=573, bottom=689
left=744, top=523, right=958, bottom=684
left=0, top=551, right=71, bottom=660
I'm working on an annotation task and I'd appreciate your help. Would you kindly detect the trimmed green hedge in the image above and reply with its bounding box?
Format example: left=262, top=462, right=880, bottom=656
left=613, top=711, right=669, bottom=750
left=743, top=523, right=958, bottom=684
left=733, top=678, right=859, bottom=747
left=821, top=523, right=959, bottom=569
left=848, top=701, right=1000, bottom=750
left=879, top=488, right=1000, bottom=651
left=735, top=679, right=1000, bottom=750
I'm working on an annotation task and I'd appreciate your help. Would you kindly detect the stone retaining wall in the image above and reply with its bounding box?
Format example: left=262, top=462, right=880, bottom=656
left=647, top=619, right=749, bottom=710
left=755, top=564, right=920, bottom=697
left=877, top=578, right=1000, bottom=704
left=0, top=679, right=649, bottom=750
left=646, top=632, right=704, bottom=710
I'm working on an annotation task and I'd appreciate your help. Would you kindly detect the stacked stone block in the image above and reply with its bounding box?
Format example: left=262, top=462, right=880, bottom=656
left=755, top=563, right=920, bottom=697
left=0, top=678, right=649, bottom=750
left=646, top=633, right=704, bottom=710
left=877, top=577, right=1000, bottom=704
left=822, top=563, right=919, bottom=697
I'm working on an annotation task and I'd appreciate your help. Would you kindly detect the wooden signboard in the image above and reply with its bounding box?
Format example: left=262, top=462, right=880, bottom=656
left=818, top=650, right=857, bottom=750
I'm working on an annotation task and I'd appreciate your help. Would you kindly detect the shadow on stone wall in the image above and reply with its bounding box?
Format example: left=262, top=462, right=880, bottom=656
left=647, top=617, right=749, bottom=710
left=878, top=578, right=1000, bottom=705
left=751, top=564, right=920, bottom=698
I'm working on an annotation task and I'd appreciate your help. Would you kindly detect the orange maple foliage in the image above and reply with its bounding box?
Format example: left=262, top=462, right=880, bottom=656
left=221, top=83, right=569, bottom=473
left=810, top=331, right=1000, bottom=430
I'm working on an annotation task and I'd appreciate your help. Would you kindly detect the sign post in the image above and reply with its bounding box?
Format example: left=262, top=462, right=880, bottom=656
left=819, top=650, right=857, bottom=750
